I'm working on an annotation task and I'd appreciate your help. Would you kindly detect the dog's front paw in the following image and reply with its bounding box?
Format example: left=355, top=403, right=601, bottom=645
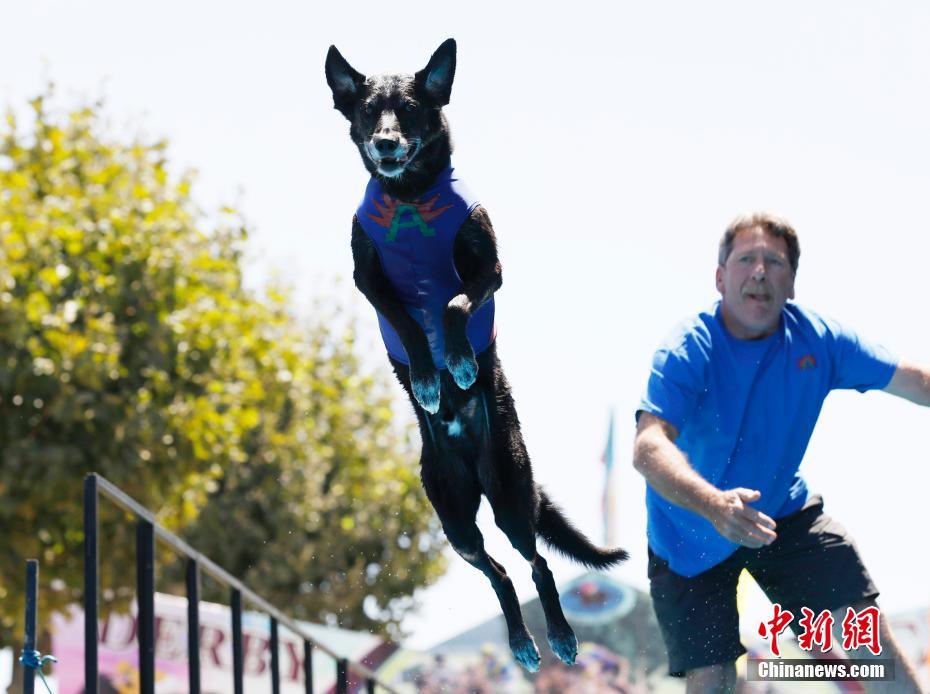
left=410, top=368, right=440, bottom=414
left=445, top=349, right=478, bottom=390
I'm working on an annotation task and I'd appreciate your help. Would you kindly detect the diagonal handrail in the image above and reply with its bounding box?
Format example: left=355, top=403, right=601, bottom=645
left=84, top=472, right=396, bottom=694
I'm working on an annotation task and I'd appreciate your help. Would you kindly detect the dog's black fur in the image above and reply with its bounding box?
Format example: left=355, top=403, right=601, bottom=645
left=325, top=39, right=628, bottom=671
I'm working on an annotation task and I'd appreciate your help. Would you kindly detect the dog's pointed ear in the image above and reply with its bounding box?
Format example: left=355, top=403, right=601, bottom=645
left=325, top=45, right=365, bottom=118
left=415, top=38, right=456, bottom=106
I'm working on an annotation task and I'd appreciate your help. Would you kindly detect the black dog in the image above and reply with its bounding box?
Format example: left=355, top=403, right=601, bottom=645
left=325, top=39, right=627, bottom=671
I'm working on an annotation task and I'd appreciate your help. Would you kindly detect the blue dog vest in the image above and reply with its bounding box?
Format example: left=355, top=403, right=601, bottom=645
left=356, top=166, right=495, bottom=368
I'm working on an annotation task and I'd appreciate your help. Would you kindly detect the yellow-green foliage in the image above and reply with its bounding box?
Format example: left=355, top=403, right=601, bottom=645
left=0, top=94, right=445, bottom=648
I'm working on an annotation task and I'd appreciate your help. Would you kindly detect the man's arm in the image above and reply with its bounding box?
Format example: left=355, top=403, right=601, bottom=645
left=632, top=412, right=777, bottom=548
left=883, top=359, right=930, bottom=406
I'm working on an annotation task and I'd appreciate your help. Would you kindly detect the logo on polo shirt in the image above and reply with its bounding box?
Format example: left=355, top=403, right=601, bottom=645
left=798, top=354, right=817, bottom=370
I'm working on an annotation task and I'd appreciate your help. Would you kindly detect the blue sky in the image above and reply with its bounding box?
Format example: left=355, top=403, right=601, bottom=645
left=4, top=0, right=928, bottom=650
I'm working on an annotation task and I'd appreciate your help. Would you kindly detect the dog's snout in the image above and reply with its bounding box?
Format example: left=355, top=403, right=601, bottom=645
left=374, top=137, right=399, bottom=155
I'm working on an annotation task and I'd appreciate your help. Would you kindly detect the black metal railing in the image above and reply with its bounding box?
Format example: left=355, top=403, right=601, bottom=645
left=23, top=559, right=38, bottom=694
left=83, top=472, right=395, bottom=693
left=20, top=559, right=57, bottom=694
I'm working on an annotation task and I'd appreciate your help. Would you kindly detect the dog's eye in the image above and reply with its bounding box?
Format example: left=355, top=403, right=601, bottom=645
left=363, top=103, right=374, bottom=115
left=404, top=101, right=417, bottom=113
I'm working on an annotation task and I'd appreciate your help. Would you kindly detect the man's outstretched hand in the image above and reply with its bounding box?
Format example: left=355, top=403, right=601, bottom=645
left=706, top=488, right=777, bottom=548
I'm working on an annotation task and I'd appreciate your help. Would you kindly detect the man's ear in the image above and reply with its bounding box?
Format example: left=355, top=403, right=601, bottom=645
left=325, top=45, right=365, bottom=118
left=716, top=265, right=725, bottom=294
left=415, top=38, right=456, bottom=106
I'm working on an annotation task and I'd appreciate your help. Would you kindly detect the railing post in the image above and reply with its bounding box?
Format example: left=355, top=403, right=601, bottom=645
left=336, top=658, right=348, bottom=694
left=136, top=520, right=155, bottom=694
left=303, top=641, right=314, bottom=694
left=231, top=589, right=244, bottom=694
left=22, top=560, right=38, bottom=694
left=270, top=617, right=281, bottom=694
left=367, top=677, right=376, bottom=694
left=186, top=558, right=201, bottom=694
left=83, top=474, right=99, bottom=694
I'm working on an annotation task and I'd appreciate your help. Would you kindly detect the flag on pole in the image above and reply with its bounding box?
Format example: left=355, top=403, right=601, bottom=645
left=601, top=409, right=617, bottom=547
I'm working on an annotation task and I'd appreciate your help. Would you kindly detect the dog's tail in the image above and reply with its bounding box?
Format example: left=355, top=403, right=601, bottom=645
left=535, top=488, right=629, bottom=569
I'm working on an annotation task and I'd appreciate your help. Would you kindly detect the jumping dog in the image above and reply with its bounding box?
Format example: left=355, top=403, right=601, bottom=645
left=325, top=38, right=628, bottom=671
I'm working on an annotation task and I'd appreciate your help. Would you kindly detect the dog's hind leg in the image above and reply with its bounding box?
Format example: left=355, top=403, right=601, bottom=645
left=446, top=521, right=542, bottom=672
left=421, top=465, right=541, bottom=672
left=476, top=357, right=578, bottom=666
left=489, top=495, right=578, bottom=666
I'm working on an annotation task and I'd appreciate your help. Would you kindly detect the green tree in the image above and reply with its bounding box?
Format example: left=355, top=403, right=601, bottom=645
left=0, top=93, right=445, bottom=682
left=168, top=306, right=448, bottom=637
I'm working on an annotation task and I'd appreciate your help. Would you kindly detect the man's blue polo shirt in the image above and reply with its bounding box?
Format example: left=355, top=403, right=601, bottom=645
left=637, top=301, right=897, bottom=577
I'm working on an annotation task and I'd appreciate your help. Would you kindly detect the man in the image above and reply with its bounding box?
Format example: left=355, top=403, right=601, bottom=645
left=633, top=213, right=929, bottom=693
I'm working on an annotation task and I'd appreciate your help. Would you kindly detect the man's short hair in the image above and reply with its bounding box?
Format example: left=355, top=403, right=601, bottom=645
left=718, top=212, right=801, bottom=274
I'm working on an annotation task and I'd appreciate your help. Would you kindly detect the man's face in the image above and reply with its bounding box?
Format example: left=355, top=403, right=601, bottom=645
left=716, top=226, right=795, bottom=339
